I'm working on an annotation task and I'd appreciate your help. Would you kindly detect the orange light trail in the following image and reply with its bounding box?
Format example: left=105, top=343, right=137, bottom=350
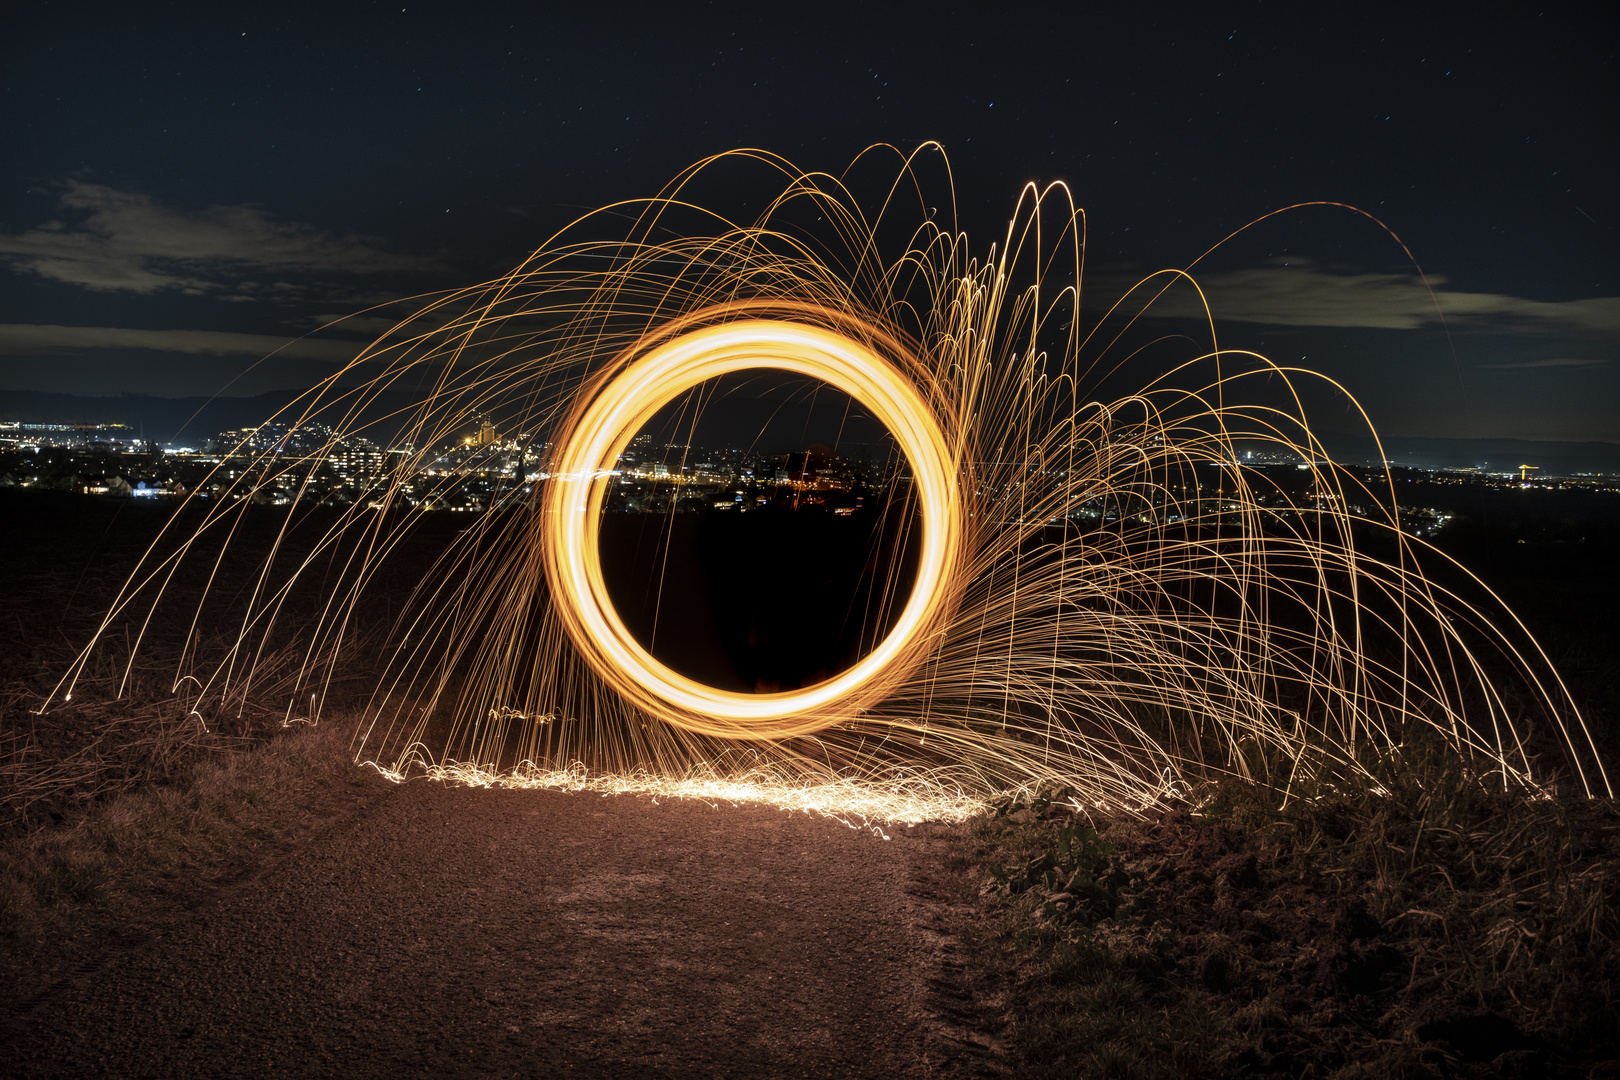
left=43, top=145, right=1612, bottom=816
left=543, top=315, right=961, bottom=740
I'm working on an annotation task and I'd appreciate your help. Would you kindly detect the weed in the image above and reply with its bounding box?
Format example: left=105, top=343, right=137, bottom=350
left=970, top=763, right=1620, bottom=1078
left=0, top=715, right=364, bottom=960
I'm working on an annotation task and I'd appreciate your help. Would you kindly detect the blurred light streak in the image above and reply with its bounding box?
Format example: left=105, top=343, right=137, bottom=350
left=47, top=145, right=1612, bottom=812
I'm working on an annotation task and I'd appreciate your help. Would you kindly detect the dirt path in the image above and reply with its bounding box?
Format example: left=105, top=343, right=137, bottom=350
left=5, top=783, right=1000, bottom=1078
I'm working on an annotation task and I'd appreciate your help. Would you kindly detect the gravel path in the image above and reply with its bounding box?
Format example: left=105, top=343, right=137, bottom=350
left=5, top=782, right=999, bottom=1078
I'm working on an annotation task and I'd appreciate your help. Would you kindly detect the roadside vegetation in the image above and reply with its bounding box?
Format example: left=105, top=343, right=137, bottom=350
left=0, top=492, right=383, bottom=972
left=955, top=514, right=1620, bottom=1078
left=0, top=693, right=367, bottom=963
left=968, top=755, right=1619, bottom=1078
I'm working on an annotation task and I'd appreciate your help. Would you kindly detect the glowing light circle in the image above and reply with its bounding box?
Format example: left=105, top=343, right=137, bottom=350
left=542, top=318, right=960, bottom=740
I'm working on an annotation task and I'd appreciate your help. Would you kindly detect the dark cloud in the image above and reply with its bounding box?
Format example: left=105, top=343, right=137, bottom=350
left=308, top=309, right=466, bottom=338
left=1114, top=265, right=1620, bottom=335
left=0, top=322, right=360, bottom=361
left=0, top=182, right=443, bottom=295
left=1475, top=357, right=1609, bottom=371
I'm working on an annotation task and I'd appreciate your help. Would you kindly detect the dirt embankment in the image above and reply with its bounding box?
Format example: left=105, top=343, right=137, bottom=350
left=5, top=782, right=1005, bottom=1078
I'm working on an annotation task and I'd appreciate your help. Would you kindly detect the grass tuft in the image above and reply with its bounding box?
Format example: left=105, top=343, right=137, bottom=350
left=1, top=642, right=334, bottom=831
left=0, top=714, right=364, bottom=962
left=970, top=751, right=1620, bottom=1078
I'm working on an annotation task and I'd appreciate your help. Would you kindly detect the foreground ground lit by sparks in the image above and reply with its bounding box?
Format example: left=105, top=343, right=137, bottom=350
left=50, top=145, right=1611, bottom=811
left=364, top=759, right=990, bottom=833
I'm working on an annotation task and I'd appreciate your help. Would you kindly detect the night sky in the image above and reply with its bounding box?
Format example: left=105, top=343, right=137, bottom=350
left=1, top=2, right=1614, bottom=443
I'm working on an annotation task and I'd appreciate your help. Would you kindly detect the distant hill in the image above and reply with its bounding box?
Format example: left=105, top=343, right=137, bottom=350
left=1315, top=434, right=1620, bottom=475
left=0, top=389, right=427, bottom=446
left=6, top=390, right=1619, bottom=474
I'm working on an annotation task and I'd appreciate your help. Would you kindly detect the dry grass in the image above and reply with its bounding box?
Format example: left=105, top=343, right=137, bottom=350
left=0, top=644, right=332, bottom=828
left=967, top=752, right=1620, bottom=1078
left=0, top=711, right=366, bottom=962
left=0, top=494, right=395, bottom=975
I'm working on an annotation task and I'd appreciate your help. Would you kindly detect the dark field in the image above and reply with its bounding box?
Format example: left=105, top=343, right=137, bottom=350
left=1430, top=515, right=1620, bottom=769
left=599, top=502, right=921, bottom=692
left=4, top=482, right=1617, bottom=816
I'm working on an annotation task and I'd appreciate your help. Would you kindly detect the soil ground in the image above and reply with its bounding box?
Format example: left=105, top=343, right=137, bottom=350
left=3, top=780, right=1002, bottom=1078
left=0, top=491, right=1005, bottom=1077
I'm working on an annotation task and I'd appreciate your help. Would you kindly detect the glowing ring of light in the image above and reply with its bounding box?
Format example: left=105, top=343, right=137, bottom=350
left=542, top=318, right=960, bottom=740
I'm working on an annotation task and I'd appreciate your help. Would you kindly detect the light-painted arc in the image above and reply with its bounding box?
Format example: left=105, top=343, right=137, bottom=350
left=542, top=319, right=960, bottom=739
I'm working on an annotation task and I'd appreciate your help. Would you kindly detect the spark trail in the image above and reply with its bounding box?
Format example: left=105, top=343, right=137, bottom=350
left=47, top=146, right=1612, bottom=816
